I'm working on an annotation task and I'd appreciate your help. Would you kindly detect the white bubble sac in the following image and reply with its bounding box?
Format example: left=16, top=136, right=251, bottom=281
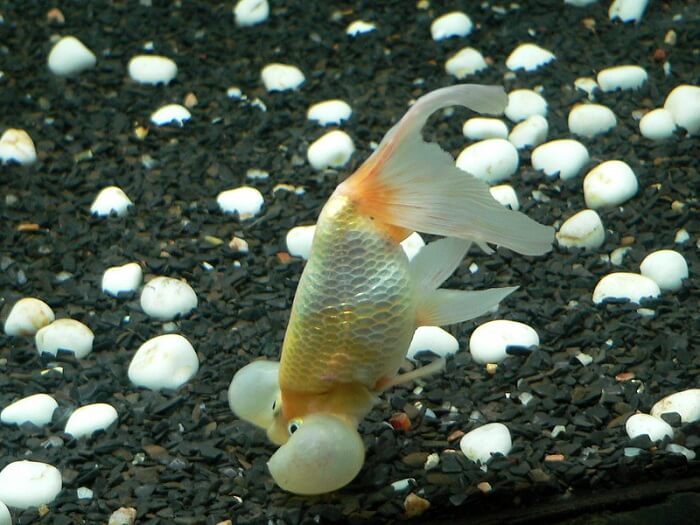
left=531, top=139, right=589, bottom=180
left=65, top=403, right=118, bottom=438
left=128, top=334, right=199, bottom=390
left=504, top=89, right=548, bottom=122
left=445, top=47, right=488, bottom=79
left=639, top=109, right=676, bottom=140
left=140, top=276, right=198, bottom=321
left=307, top=130, right=355, bottom=171
left=609, top=0, right=649, bottom=22
left=234, top=0, right=269, bottom=27
left=508, top=115, right=548, bottom=149
left=4, top=297, right=55, bottom=336
left=459, top=423, right=512, bottom=464
left=583, top=160, right=638, bottom=209
left=556, top=209, right=605, bottom=250
left=664, top=84, right=700, bottom=135
left=506, top=43, right=556, bottom=72
left=90, top=186, right=133, bottom=217
left=430, top=12, right=473, bottom=41
left=150, top=104, right=191, bottom=127
left=592, top=273, right=660, bottom=304
left=651, top=389, right=700, bottom=424
left=0, top=460, right=62, bottom=509
left=568, top=104, right=617, bottom=137
left=261, top=63, right=305, bottom=92
left=406, top=326, right=458, bottom=360
left=228, top=359, right=280, bottom=429
left=462, top=118, right=508, bottom=140
left=640, top=250, right=689, bottom=291
left=400, top=232, right=425, bottom=261
left=489, top=185, right=520, bottom=210
left=1, top=393, right=58, bottom=427
left=307, top=100, right=352, bottom=126
left=0, top=128, right=37, bottom=165
left=47, top=36, right=96, bottom=76
left=625, top=413, right=673, bottom=442
left=469, top=320, right=539, bottom=364
left=597, top=65, right=647, bottom=92
left=216, top=186, right=264, bottom=219
left=102, top=262, right=143, bottom=296
left=128, top=54, right=177, bottom=85
left=35, top=319, right=94, bottom=359
left=456, top=139, right=519, bottom=184
left=286, top=225, right=316, bottom=259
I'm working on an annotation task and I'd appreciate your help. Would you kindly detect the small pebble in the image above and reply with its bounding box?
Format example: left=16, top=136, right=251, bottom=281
left=610, top=246, right=632, bottom=266
left=35, top=318, right=94, bottom=359
left=346, top=20, right=376, bottom=36
left=47, top=35, right=96, bottom=76
left=77, top=487, right=93, bottom=500
left=261, top=63, right=305, bottom=92
left=404, top=493, right=430, bottom=519
left=65, top=403, right=118, bottom=438
left=569, top=104, right=617, bottom=137
left=430, top=12, right=473, bottom=41
left=128, top=334, right=199, bottom=390
left=504, top=89, right=547, bottom=122
left=424, top=453, right=440, bottom=470
left=575, top=352, right=594, bottom=366
left=664, top=84, right=700, bottom=135
left=640, top=250, right=688, bottom=291
left=90, top=186, right=133, bottom=217
left=574, top=77, right=599, bottom=98
left=234, top=0, right=269, bottom=26
left=407, top=326, right=458, bottom=360
left=0, top=128, right=37, bottom=165
left=217, top=186, right=264, bottom=218
left=531, top=139, right=589, bottom=180
left=556, top=209, right=605, bottom=250
left=639, top=108, right=676, bottom=140
left=140, top=276, right=197, bottom=321
left=108, top=507, right=137, bottom=525
left=462, top=118, right=508, bottom=140
left=583, top=160, right=638, bottom=209
left=4, top=297, right=55, bottom=336
left=609, top=0, right=649, bottom=22
left=400, top=232, right=425, bottom=261
left=456, top=138, right=519, bottom=184
left=506, top=43, right=556, bottom=71
left=592, top=272, right=660, bottom=304
left=307, top=100, right=352, bottom=126
left=597, top=65, right=647, bottom=92
left=625, top=413, right=673, bottom=442
left=665, top=444, right=696, bottom=461
left=102, top=262, right=143, bottom=296
left=445, top=47, right=488, bottom=79
left=307, top=130, right=355, bottom=170
left=469, top=320, right=539, bottom=364
left=0, top=461, right=62, bottom=509
left=1, top=393, right=58, bottom=427
left=286, top=225, right=316, bottom=259
left=508, top=114, right=548, bottom=149
left=651, top=389, right=700, bottom=423
left=150, top=104, right=191, bottom=126
left=459, top=423, right=512, bottom=464
left=489, top=184, right=520, bottom=210
left=128, top=54, right=177, bottom=85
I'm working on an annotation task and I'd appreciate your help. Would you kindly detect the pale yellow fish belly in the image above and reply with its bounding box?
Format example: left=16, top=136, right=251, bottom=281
left=279, top=195, right=417, bottom=394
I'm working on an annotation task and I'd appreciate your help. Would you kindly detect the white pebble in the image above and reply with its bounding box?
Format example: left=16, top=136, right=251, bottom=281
left=47, top=36, right=96, bottom=76
left=445, top=47, right=488, bottom=79
left=592, top=273, right=660, bottom=304
left=665, top=444, right=696, bottom=461
left=261, top=63, right=305, bottom=92
left=400, top=232, right=426, bottom=261
left=462, top=118, right=508, bottom=140
left=639, top=108, right=676, bottom=140
left=430, top=12, right=473, bottom=41
left=286, top=225, right=316, bottom=259
left=651, top=389, right=700, bottom=423
left=556, top=209, right=605, bottom=250
left=217, top=186, right=264, bottom=218
left=102, top=262, right=143, bottom=296
left=0, top=128, right=37, bottom=165
left=456, top=138, right=519, bottom=184
left=625, top=413, right=673, bottom=441
left=610, top=247, right=631, bottom=266
left=1, top=393, right=58, bottom=427
left=0, top=460, right=62, bottom=509
left=575, top=352, right=594, bottom=366
left=35, top=319, right=94, bottom=359
left=640, top=250, right=688, bottom=291
left=65, top=403, right=118, bottom=438
left=583, top=160, right=638, bottom=209
left=128, top=55, right=177, bottom=85
left=675, top=229, right=690, bottom=244
left=469, top=320, right=539, bottom=364
left=150, top=104, right=191, bottom=127
left=4, top=297, right=55, bottom=336
left=568, top=104, right=617, bottom=137
left=90, top=186, right=133, bottom=217
left=664, top=84, right=700, bottom=135
left=346, top=20, right=376, bottom=36
left=406, top=326, right=458, bottom=360
left=508, top=115, right=548, bottom=149
left=0, top=501, right=9, bottom=524
left=424, top=452, right=440, bottom=470
left=307, top=100, right=352, bottom=126
left=234, top=0, right=269, bottom=26
left=307, top=130, right=355, bottom=171
left=574, top=77, right=599, bottom=99
left=597, top=65, right=647, bottom=92
left=609, top=0, right=649, bottom=22
left=140, top=276, right=197, bottom=321
left=460, top=423, right=512, bottom=464
left=531, top=139, right=589, bottom=180
left=129, top=334, right=199, bottom=390
left=489, top=184, right=520, bottom=210
left=504, top=89, right=547, bottom=122
left=506, top=43, right=556, bottom=72
left=77, top=487, right=93, bottom=500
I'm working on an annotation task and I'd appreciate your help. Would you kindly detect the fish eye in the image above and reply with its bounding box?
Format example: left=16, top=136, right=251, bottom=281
left=272, top=400, right=276, bottom=411
left=288, top=418, right=302, bottom=435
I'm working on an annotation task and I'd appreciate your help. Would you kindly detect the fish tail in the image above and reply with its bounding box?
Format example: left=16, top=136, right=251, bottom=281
left=336, top=84, right=554, bottom=255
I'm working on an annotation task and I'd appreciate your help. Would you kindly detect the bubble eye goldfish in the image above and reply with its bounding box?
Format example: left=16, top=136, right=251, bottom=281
left=230, top=84, right=554, bottom=494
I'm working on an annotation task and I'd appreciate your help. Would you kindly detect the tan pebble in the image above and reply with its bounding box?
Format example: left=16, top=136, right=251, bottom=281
left=216, top=521, right=233, bottom=525
left=228, top=236, right=249, bottom=253
left=486, top=363, right=498, bottom=375
left=671, top=201, right=685, bottom=212
left=184, top=92, right=198, bottom=108
left=38, top=504, right=50, bottom=516
left=545, top=454, right=565, bottom=462
left=620, top=235, right=635, bottom=246
left=582, top=17, right=596, bottom=31
left=447, top=430, right=465, bottom=442
left=204, top=235, right=224, bottom=246
left=277, top=252, right=292, bottom=264
left=17, top=222, right=40, bottom=231
left=134, top=125, right=149, bottom=140
left=615, top=372, right=635, bottom=382
left=477, top=481, right=492, bottom=493
left=664, top=30, right=677, bottom=46
left=108, top=507, right=137, bottom=525
left=46, top=8, right=65, bottom=24
left=404, top=492, right=430, bottom=518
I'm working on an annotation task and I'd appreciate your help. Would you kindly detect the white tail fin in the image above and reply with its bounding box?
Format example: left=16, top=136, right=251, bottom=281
left=337, top=84, right=554, bottom=256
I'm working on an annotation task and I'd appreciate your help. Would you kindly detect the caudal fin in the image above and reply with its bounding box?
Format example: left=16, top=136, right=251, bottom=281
left=336, top=84, right=554, bottom=256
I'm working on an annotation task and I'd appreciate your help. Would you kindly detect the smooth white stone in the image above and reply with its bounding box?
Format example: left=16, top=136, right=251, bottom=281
left=406, top=326, right=459, bottom=360
left=65, top=403, right=118, bottom=438
left=150, top=104, right=191, bottom=126
left=574, top=77, right=599, bottom=99
left=445, top=47, right=488, bottom=79
left=592, top=273, right=660, bottom=304
left=675, top=229, right=690, bottom=244
left=217, top=186, right=264, bottom=218
left=430, top=12, right=473, bottom=41
left=583, top=160, right=638, bottom=208
left=639, top=108, right=676, bottom=140
left=460, top=423, right=512, bottom=464
left=1, top=393, right=58, bottom=427
left=35, top=319, right=94, bottom=359
left=400, top=232, right=425, bottom=261
left=651, top=389, right=700, bottom=423
left=102, top=262, right=143, bottom=296
left=625, top=413, right=673, bottom=441
left=4, top=297, right=55, bottom=336
left=469, top=320, right=539, bottom=364
left=0, top=501, right=9, bottom=524
left=609, top=0, right=649, bottom=22
left=665, top=444, right=697, bottom=461
left=346, top=20, right=376, bottom=36
left=286, top=225, right=316, bottom=259
left=568, top=104, right=617, bottom=137
left=531, top=139, right=589, bottom=180
left=508, top=114, right=548, bottom=149
left=610, top=247, right=631, bottom=266
left=234, top=0, right=269, bottom=26
left=76, top=486, right=93, bottom=500
left=424, top=452, right=440, bottom=470
left=390, top=478, right=414, bottom=492
left=462, top=118, right=508, bottom=140
left=624, top=447, right=642, bottom=457
left=489, top=184, right=520, bottom=210
left=307, top=100, right=352, bottom=126
left=575, top=352, right=594, bottom=366
left=557, top=209, right=605, bottom=249
left=128, top=334, right=199, bottom=390
left=456, top=138, right=519, bottom=184
left=90, top=186, right=133, bottom=217
left=504, top=89, right=547, bottom=122
left=261, top=63, right=305, bottom=92
left=47, top=36, right=96, bottom=76
left=0, top=128, right=37, bottom=165
left=128, top=54, right=177, bottom=85
left=664, top=84, right=700, bottom=135
left=506, top=43, right=556, bottom=72
left=228, top=360, right=280, bottom=429
left=0, top=461, right=62, bottom=509
left=640, top=250, right=688, bottom=291
left=597, top=65, right=647, bottom=92
left=307, top=130, right=355, bottom=170
left=140, top=276, right=197, bottom=321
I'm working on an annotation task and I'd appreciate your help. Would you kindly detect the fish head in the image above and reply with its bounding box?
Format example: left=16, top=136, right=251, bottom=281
left=266, top=398, right=297, bottom=445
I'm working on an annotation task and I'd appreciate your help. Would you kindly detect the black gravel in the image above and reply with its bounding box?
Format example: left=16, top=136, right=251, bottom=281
left=0, top=1, right=699, bottom=524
